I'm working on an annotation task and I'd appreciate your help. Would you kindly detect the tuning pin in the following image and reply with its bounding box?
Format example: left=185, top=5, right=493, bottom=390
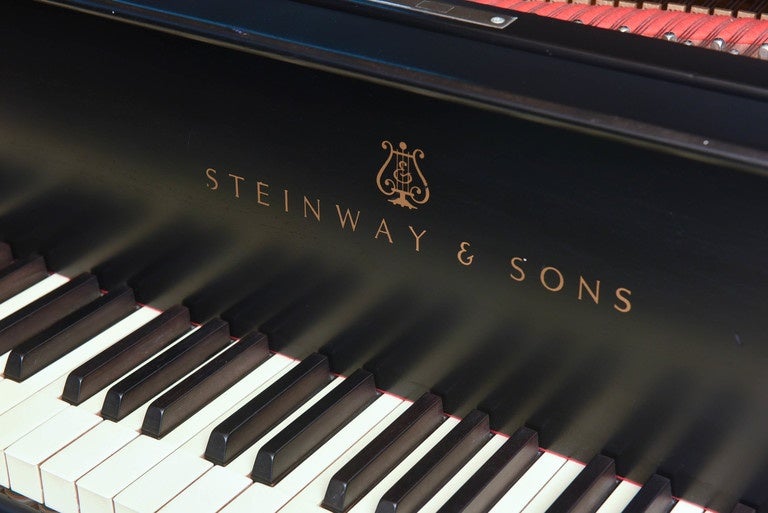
left=710, top=37, right=726, bottom=51
left=663, top=32, right=677, bottom=41
left=618, top=25, right=631, bottom=33
left=759, top=43, right=768, bottom=60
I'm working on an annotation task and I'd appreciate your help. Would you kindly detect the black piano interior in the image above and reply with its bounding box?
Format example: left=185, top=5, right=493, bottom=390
left=1, top=0, right=767, bottom=512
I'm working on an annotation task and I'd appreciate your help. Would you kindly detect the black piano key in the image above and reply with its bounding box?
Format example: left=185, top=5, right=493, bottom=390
left=621, top=475, right=673, bottom=513
left=101, top=318, right=231, bottom=421
left=142, top=331, right=271, bottom=439
left=252, top=368, right=378, bottom=486
left=437, top=426, right=539, bottom=513
left=545, top=454, right=617, bottom=513
left=205, top=352, right=332, bottom=466
left=0, top=273, right=100, bottom=355
left=0, top=241, right=11, bottom=266
left=323, top=392, right=445, bottom=513
left=3, top=286, right=136, bottom=381
left=0, top=255, right=47, bottom=303
left=376, top=409, right=492, bottom=513
left=61, top=305, right=191, bottom=405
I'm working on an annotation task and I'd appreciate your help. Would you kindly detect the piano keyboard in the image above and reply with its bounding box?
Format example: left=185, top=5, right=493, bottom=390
left=0, top=257, right=755, bottom=513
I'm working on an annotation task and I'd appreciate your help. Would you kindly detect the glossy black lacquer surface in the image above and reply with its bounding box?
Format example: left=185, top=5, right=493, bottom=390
left=2, top=0, right=768, bottom=510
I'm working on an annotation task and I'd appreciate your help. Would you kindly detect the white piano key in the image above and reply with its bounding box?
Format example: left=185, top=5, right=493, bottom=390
left=1, top=310, right=183, bottom=500
left=0, top=392, right=68, bottom=488
left=595, top=480, right=642, bottom=513
left=113, top=357, right=304, bottom=513
left=0, top=350, right=8, bottom=378
left=113, top=450, right=212, bottom=513
left=521, top=459, right=585, bottom=513
left=218, top=393, right=403, bottom=513
left=669, top=500, right=705, bottom=513
left=75, top=354, right=295, bottom=513
left=345, top=416, right=459, bottom=513
left=277, top=498, right=325, bottom=513
left=488, top=451, right=568, bottom=513
left=0, top=307, right=159, bottom=415
left=78, top=435, right=187, bottom=513
left=418, top=433, right=508, bottom=513
left=277, top=399, right=413, bottom=512
left=157, top=377, right=347, bottom=513
left=4, top=406, right=102, bottom=502
left=42, top=421, right=139, bottom=513
left=0, top=274, right=68, bottom=321
left=5, top=391, right=132, bottom=504
left=156, top=464, right=253, bottom=513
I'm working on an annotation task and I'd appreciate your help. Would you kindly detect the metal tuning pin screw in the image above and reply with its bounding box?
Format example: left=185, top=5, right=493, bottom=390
left=663, top=32, right=677, bottom=42
left=758, top=43, right=768, bottom=60
left=710, top=37, right=726, bottom=51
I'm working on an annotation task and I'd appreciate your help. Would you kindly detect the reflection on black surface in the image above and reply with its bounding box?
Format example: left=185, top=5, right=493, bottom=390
left=431, top=327, right=525, bottom=417
left=220, top=259, right=322, bottom=338
left=603, top=375, right=689, bottom=479
left=183, top=250, right=284, bottom=323
left=126, top=230, right=224, bottom=306
left=363, top=306, right=459, bottom=396
left=0, top=165, right=30, bottom=206
left=92, top=222, right=226, bottom=307
left=0, top=190, right=135, bottom=272
left=524, top=350, right=615, bottom=453
left=478, top=339, right=567, bottom=434
left=93, top=225, right=189, bottom=291
left=319, top=292, right=416, bottom=375
left=657, top=389, right=743, bottom=509
left=261, top=273, right=356, bottom=354
left=741, top=460, right=768, bottom=513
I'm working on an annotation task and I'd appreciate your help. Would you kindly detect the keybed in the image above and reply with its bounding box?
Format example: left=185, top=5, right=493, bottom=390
left=0, top=254, right=751, bottom=513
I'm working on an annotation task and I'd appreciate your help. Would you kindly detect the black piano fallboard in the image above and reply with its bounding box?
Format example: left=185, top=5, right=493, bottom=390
left=1, top=0, right=767, bottom=511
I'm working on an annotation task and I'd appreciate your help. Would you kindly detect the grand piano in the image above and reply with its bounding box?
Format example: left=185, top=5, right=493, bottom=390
left=0, top=0, right=767, bottom=512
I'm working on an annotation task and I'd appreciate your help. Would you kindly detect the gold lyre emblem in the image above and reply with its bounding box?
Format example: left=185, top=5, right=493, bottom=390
left=376, top=141, right=430, bottom=210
